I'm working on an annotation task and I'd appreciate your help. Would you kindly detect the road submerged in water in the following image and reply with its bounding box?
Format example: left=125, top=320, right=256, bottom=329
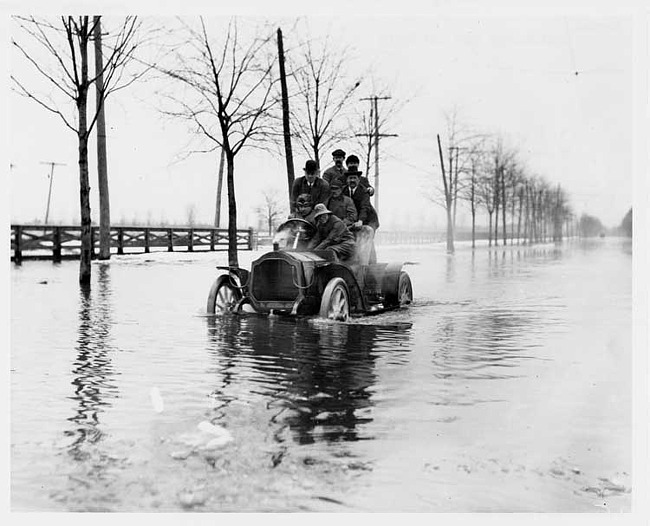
left=10, top=238, right=633, bottom=512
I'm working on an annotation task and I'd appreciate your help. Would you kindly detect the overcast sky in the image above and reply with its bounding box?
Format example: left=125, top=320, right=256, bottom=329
left=4, top=1, right=646, bottom=230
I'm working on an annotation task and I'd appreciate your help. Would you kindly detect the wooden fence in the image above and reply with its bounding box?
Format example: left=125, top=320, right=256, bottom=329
left=10, top=225, right=256, bottom=263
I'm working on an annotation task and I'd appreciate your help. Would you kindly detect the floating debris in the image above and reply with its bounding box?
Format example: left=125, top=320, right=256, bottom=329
left=170, top=450, right=192, bottom=460
left=149, top=387, right=164, bottom=413
left=178, top=491, right=206, bottom=508
left=177, top=421, right=234, bottom=452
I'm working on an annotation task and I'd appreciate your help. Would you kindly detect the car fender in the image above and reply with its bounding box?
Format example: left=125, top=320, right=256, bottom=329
left=316, top=263, right=366, bottom=312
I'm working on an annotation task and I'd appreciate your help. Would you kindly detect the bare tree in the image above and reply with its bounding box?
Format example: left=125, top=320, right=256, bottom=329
left=287, top=35, right=362, bottom=166
left=185, top=203, right=197, bottom=227
left=12, top=15, right=148, bottom=285
left=255, top=188, right=287, bottom=235
left=158, top=17, right=279, bottom=266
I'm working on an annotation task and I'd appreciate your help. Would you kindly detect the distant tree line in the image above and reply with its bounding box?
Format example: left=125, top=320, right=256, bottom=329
left=433, top=112, right=579, bottom=253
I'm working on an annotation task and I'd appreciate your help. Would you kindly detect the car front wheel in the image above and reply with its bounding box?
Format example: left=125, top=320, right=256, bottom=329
left=319, top=277, right=350, bottom=321
left=207, top=276, right=242, bottom=314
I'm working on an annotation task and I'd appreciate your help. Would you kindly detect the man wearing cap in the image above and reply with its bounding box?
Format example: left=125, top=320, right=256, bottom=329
left=324, top=178, right=357, bottom=228
left=308, top=204, right=356, bottom=261
left=291, top=159, right=330, bottom=212
left=322, top=149, right=346, bottom=187
left=345, top=154, right=374, bottom=196
left=289, top=193, right=317, bottom=225
left=345, top=169, right=379, bottom=264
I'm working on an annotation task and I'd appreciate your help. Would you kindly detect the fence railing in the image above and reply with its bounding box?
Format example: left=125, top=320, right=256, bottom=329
left=10, top=225, right=256, bottom=263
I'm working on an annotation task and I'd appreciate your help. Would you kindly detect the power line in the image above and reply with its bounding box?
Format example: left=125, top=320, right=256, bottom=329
left=356, top=95, right=398, bottom=215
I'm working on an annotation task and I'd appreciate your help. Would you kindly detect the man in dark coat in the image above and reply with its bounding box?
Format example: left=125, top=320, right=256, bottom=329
left=344, top=169, right=379, bottom=264
left=291, top=159, right=330, bottom=212
left=344, top=170, right=379, bottom=231
left=322, top=148, right=346, bottom=187
left=324, top=178, right=357, bottom=228
left=345, top=154, right=374, bottom=197
left=308, top=204, right=356, bottom=261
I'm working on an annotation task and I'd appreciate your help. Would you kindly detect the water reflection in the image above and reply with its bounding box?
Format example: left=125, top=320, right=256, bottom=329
left=65, top=264, right=119, bottom=460
left=206, top=316, right=379, bottom=445
left=430, top=305, right=546, bottom=406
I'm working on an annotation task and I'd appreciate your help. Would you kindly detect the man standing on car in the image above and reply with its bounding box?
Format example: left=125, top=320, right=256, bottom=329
left=322, top=148, right=346, bottom=187
left=345, top=169, right=379, bottom=264
left=345, top=154, right=374, bottom=197
left=291, top=159, right=330, bottom=212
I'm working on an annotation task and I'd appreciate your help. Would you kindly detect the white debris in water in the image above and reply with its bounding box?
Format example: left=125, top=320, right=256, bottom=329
left=177, top=421, right=234, bottom=451
left=150, top=387, right=164, bottom=413
left=170, top=450, right=192, bottom=460
left=202, top=436, right=232, bottom=450
left=197, top=421, right=231, bottom=438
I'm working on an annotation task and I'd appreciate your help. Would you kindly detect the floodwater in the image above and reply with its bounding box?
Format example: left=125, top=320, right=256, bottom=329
left=10, top=238, right=633, bottom=512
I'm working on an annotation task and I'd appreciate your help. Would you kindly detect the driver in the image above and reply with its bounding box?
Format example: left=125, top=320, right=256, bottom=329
left=308, top=204, right=356, bottom=261
left=289, top=193, right=317, bottom=225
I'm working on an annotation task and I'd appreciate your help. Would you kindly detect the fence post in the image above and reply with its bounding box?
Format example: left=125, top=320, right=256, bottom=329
left=210, top=229, right=215, bottom=251
left=90, top=227, right=96, bottom=259
left=13, top=225, right=22, bottom=265
left=188, top=228, right=194, bottom=252
left=248, top=228, right=254, bottom=250
left=167, top=228, right=173, bottom=252
left=53, top=226, right=61, bottom=262
left=144, top=228, right=150, bottom=253
left=117, top=228, right=124, bottom=255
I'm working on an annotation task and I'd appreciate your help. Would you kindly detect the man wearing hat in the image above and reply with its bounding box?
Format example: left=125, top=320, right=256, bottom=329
left=322, top=148, right=346, bottom=187
left=324, top=178, right=357, bottom=228
left=308, top=204, right=356, bottom=261
left=344, top=169, right=379, bottom=264
left=291, top=159, right=330, bottom=212
left=345, top=154, right=374, bottom=196
left=344, top=170, right=379, bottom=231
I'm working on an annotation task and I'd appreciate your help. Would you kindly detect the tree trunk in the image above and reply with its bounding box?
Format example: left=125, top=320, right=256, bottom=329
left=214, top=148, right=225, bottom=227
left=94, top=16, right=111, bottom=260
left=446, top=205, right=454, bottom=254
left=78, top=31, right=92, bottom=286
left=494, top=181, right=499, bottom=244
left=277, top=28, right=295, bottom=205
left=501, top=170, right=507, bottom=246
left=488, top=212, right=493, bottom=247
left=516, top=189, right=523, bottom=244
left=471, top=208, right=476, bottom=249
left=226, top=151, right=238, bottom=267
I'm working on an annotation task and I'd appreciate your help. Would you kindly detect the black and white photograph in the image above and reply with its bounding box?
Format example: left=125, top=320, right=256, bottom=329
left=3, top=0, right=647, bottom=518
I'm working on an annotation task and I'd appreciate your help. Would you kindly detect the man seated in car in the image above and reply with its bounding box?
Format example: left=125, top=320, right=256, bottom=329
left=288, top=193, right=317, bottom=224
left=307, top=204, right=356, bottom=261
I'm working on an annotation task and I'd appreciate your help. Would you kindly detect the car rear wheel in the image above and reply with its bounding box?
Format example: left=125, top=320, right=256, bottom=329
left=319, top=277, right=350, bottom=321
left=207, top=276, right=242, bottom=314
left=397, top=271, right=413, bottom=306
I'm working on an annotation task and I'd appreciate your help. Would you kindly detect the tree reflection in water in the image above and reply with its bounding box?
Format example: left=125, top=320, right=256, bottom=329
left=65, top=263, right=119, bottom=461
left=206, top=315, right=379, bottom=445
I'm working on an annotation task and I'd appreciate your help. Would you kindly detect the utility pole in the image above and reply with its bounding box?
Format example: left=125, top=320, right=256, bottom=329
left=94, top=15, right=111, bottom=260
left=357, top=95, right=397, bottom=215
left=276, top=28, right=295, bottom=208
left=41, top=161, right=66, bottom=224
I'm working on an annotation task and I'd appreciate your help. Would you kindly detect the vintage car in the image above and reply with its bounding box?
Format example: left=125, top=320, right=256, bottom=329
left=206, top=218, right=412, bottom=321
